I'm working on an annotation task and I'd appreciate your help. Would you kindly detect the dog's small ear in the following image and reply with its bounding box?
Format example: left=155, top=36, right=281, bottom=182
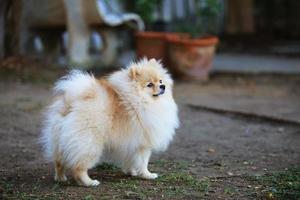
left=149, top=58, right=157, bottom=65
left=129, top=67, right=140, bottom=80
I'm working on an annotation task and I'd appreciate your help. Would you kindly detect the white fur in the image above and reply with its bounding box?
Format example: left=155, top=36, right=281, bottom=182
left=41, top=58, right=179, bottom=186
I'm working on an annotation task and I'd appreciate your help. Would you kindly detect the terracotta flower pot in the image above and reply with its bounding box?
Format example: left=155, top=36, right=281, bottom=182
left=135, top=32, right=189, bottom=65
left=135, top=32, right=166, bottom=61
left=167, top=36, right=219, bottom=81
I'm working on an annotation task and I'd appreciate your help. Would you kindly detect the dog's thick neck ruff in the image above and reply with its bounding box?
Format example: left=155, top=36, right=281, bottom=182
left=107, top=60, right=179, bottom=151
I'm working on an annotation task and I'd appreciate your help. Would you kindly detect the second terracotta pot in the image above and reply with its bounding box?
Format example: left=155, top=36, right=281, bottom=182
left=167, top=36, right=219, bottom=81
left=135, top=32, right=189, bottom=65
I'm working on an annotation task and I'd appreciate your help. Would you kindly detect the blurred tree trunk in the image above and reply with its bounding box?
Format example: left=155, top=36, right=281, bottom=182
left=0, top=0, right=10, bottom=58
left=225, top=0, right=255, bottom=34
left=6, top=0, right=32, bottom=56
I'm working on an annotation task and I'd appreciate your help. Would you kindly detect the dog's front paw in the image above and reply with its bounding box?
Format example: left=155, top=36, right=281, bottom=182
left=141, top=172, right=158, bottom=180
left=84, top=179, right=100, bottom=187
left=54, top=174, right=67, bottom=182
left=130, top=169, right=139, bottom=177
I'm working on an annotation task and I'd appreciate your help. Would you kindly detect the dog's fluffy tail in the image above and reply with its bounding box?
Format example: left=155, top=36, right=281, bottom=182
left=54, top=70, right=98, bottom=99
left=41, top=70, right=98, bottom=161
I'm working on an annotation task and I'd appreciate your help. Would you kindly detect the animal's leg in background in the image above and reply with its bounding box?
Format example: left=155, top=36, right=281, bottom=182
left=54, top=161, right=67, bottom=182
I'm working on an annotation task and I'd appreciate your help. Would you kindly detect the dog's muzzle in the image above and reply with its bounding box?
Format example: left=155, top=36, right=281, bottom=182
left=153, top=85, right=165, bottom=97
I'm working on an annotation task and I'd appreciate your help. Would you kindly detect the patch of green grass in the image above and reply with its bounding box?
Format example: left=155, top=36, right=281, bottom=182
left=153, top=159, right=190, bottom=170
left=153, top=159, right=169, bottom=167
left=83, top=194, right=94, bottom=200
left=103, top=160, right=210, bottom=199
left=255, top=167, right=300, bottom=199
left=109, top=179, right=148, bottom=199
left=158, top=171, right=207, bottom=190
left=158, top=171, right=210, bottom=198
left=224, top=187, right=236, bottom=196
left=106, top=172, right=210, bottom=199
left=0, top=179, right=64, bottom=200
left=96, top=162, right=119, bottom=171
left=1, top=160, right=209, bottom=199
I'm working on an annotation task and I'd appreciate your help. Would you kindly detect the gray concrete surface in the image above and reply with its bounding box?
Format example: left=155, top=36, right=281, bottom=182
left=0, top=74, right=299, bottom=199
left=213, top=53, right=300, bottom=74
left=175, top=76, right=300, bottom=124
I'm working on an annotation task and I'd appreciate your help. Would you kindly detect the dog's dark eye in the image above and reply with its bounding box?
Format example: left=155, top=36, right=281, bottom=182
left=147, top=83, right=154, bottom=88
left=159, top=80, right=162, bottom=84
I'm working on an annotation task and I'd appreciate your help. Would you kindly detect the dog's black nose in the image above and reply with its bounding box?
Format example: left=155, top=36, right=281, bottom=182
left=160, top=85, right=165, bottom=90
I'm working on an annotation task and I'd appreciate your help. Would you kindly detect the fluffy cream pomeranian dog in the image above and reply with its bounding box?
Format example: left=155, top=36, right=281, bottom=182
left=41, top=58, right=179, bottom=187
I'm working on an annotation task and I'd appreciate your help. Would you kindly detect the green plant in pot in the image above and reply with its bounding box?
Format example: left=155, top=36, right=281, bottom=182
left=127, top=0, right=160, bottom=27
left=167, top=0, right=221, bottom=81
left=128, top=0, right=187, bottom=64
left=127, top=0, right=164, bottom=62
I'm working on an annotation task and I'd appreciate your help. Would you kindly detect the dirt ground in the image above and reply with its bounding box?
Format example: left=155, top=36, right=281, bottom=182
left=0, top=67, right=299, bottom=199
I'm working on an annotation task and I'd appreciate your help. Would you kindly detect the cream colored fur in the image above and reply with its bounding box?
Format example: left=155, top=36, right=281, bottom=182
left=41, top=58, right=179, bottom=187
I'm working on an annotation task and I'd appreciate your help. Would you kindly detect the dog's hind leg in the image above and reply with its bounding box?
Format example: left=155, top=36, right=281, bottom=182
left=54, top=161, right=67, bottom=182
left=72, top=166, right=100, bottom=187
left=71, top=148, right=102, bottom=187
